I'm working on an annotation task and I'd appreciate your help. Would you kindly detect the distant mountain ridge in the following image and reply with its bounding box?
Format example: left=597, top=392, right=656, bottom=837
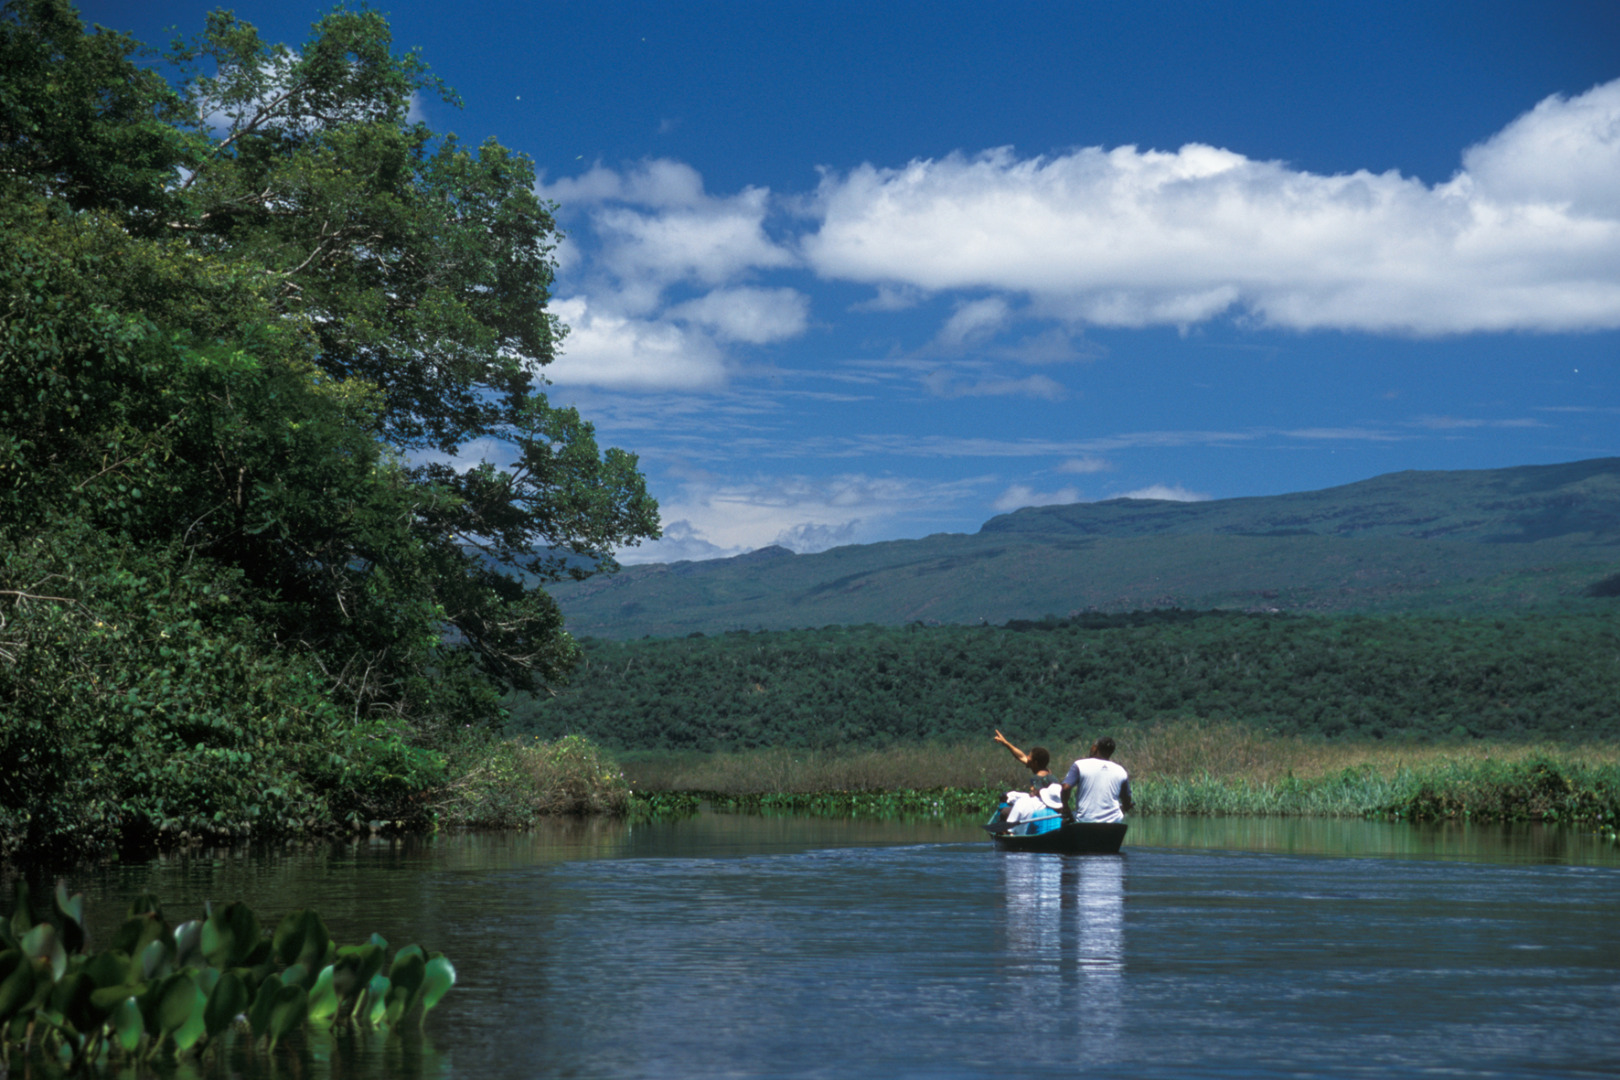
left=980, top=457, right=1620, bottom=543
left=549, top=458, right=1620, bottom=639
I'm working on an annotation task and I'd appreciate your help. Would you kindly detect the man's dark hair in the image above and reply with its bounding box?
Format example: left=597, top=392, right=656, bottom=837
left=1029, top=746, right=1051, bottom=771
left=1095, top=737, right=1116, bottom=758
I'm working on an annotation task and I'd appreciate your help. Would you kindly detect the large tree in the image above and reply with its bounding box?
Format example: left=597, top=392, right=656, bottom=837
left=0, top=0, right=658, bottom=853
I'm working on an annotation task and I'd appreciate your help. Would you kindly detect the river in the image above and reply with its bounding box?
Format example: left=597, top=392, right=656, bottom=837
left=15, top=813, right=1620, bottom=1079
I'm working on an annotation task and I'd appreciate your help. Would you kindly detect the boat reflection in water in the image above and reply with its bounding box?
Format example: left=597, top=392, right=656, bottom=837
left=1001, top=849, right=1125, bottom=1050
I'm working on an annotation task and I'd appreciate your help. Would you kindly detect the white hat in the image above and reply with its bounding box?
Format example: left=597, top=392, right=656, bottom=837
left=1038, top=784, right=1064, bottom=810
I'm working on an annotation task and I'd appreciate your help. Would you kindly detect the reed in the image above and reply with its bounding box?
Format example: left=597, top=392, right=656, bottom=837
left=434, top=734, right=631, bottom=827
left=621, top=723, right=1620, bottom=831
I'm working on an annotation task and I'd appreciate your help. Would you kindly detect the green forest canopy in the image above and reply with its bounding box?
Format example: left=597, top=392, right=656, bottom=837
left=0, top=0, right=658, bottom=855
left=510, top=611, right=1620, bottom=752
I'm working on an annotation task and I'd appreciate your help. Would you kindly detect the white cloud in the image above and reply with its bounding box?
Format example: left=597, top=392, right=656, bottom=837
left=802, top=78, right=1620, bottom=334
left=620, top=471, right=981, bottom=562
left=919, top=370, right=1068, bottom=400
left=851, top=284, right=925, bottom=312
left=937, top=296, right=1011, bottom=346
left=775, top=521, right=859, bottom=551
left=541, top=159, right=707, bottom=208
left=669, top=287, right=810, bottom=343
left=546, top=297, right=727, bottom=390
left=1462, top=80, right=1620, bottom=218
left=624, top=519, right=746, bottom=564
left=991, top=484, right=1082, bottom=512
left=593, top=194, right=792, bottom=295
left=540, top=160, right=795, bottom=316
left=1408, top=415, right=1544, bottom=430
left=1119, top=484, right=1209, bottom=501
left=1057, top=455, right=1113, bottom=474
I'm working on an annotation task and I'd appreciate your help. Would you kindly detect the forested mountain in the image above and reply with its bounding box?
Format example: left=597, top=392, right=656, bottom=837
left=550, top=459, right=1620, bottom=639
left=509, top=611, right=1620, bottom=750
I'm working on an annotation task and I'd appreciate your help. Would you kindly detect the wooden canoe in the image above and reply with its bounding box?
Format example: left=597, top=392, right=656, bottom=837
left=984, top=819, right=1127, bottom=854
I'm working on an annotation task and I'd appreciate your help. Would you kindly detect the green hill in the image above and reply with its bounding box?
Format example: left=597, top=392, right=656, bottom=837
left=549, top=459, right=1620, bottom=639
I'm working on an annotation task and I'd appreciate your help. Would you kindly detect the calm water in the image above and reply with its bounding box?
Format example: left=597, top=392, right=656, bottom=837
left=22, top=814, right=1620, bottom=1079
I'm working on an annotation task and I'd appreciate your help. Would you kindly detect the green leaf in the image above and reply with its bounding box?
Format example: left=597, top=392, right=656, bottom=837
left=0, top=952, right=37, bottom=1024
left=272, top=908, right=330, bottom=974
left=172, top=919, right=204, bottom=967
left=203, top=970, right=248, bottom=1038
left=247, top=972, right=282, bottom=1041
left=9, top=882, right=34, bottom=947
left=82, top=949, right=132, bottom=989
left=155, top=972, right=200, bottom=1036
left=361, top=973, right=389, bottom=1026
left=305, top=963, right=338, bottom=1023
left=420, top=954, right=455, bottom=1017
left=140, top=936, right=171, bottom=982
left=112, top=995, right=144, bottom=1053
left=382, top=949, right=425, bottom=1026
left=21, top=923, right=66, bottom=981
left=126, top=894, right=164, bottom=922
left=268, top=983, right=308, bottom=1049
left=49, top=970, right=100, bottom=1034
left=53, top=882, right=86, bottom=955
left=201, top=901, right=261, bottom=968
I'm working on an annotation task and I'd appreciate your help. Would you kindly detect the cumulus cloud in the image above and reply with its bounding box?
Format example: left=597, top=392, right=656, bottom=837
left=626, top=519, right=745, bottom=563
left=538, top=162, right=812, bottom=392
left=668, top=286, right=810, bottom=343
left=775, top=521, right=859, bottom=551
left=1462, top=80, right=1620, bottom=218
left=991, top=484, right=1082, bottom=512
left=546, top=297, right=727, bottom=390
left=1119, top=484, right=1210, bottom=502
left=540, top=160, right=795, bottom=314
left=802, top=79, right=1620, bottom=334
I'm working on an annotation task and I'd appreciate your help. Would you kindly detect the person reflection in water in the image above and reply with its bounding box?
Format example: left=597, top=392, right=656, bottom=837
left=1059, top=737, right=1134, bottom=823
left=992, top=730, right=1062, bottom=825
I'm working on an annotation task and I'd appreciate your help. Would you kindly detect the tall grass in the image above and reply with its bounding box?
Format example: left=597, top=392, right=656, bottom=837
left=434, top=734, right=631, bottom=827
left=623, top=722, right=1620, bottom=830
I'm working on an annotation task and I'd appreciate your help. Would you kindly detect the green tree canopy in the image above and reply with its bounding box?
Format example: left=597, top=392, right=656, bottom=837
left=0, top=0, right=659, bottom=854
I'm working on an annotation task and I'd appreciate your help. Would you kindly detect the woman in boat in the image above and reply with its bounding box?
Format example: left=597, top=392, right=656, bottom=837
left=992, top=730, right=1061, bottom=823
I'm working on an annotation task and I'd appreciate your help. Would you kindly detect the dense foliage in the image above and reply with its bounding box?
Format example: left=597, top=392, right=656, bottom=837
left=511, top=611, right=1620, bottom=750
left=0, top=0, right=657, bottom=858
left=0, top=883, right=453, bottom=1070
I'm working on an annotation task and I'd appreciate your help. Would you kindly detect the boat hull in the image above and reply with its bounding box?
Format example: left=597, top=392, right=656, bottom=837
left=987, top=821, right=1127, bottom=854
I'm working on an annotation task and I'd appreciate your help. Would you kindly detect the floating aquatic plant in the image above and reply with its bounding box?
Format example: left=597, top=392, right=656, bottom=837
left=0, top=882, right=455, bottom=1071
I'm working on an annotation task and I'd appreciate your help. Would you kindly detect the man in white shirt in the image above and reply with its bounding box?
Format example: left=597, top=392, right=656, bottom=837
left=1058, top=737, right=1133, bottom=823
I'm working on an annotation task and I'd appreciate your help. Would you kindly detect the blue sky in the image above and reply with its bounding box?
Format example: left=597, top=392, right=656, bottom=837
left=85, top=1, right=1620, bottom=563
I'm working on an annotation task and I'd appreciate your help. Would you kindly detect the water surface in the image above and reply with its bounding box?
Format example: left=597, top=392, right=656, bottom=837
left=31, top=815, right=1620, bottom=1079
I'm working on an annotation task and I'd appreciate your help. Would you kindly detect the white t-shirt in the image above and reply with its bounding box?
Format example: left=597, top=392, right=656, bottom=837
left=1004, top=791, right=1045, bottom=823
left=1062, top=757, right=1130, bottom=823
left=1004, top=782, right=1063, bottom=823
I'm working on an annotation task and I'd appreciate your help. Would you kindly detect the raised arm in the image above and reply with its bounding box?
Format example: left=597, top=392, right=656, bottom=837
left=992, top=729, right=1030, bottom=766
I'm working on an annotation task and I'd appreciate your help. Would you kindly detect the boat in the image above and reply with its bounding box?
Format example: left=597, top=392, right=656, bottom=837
left=983, top=807, right=1127, bottom=854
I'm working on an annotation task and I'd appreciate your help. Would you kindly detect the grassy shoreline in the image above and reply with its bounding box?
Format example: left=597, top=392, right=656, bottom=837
left=620, top=724, right=1620, bottom=835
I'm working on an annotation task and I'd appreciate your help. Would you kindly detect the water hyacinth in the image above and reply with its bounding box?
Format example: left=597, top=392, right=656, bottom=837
left=0, top=883, right=455, bottom=1071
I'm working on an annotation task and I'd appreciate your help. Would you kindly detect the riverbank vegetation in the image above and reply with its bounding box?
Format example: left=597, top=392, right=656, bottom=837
left=0, top=2, right=656, bottom=861
left=622, top=724, right=1620, bottom=833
